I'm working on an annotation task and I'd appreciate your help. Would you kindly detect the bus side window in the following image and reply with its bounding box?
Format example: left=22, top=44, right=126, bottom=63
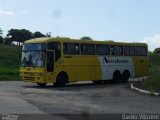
left=124, top=46, right=135, bottom=56
left=47, top=42, right=61, bottom=61
left=130, top=46, right=135, bottom=56
left=124, top=46, right=130, bottom=56
left=142, top=47, right=147, bottom=56
left=81, top=44, right=95, bottom=55
left=111, top=45, right=123, bottom=56
left=136, top=46, right=147, bottom=56
left=63, top=43, right=80, bottom=55
left=96, top=44, right=110, bottom=55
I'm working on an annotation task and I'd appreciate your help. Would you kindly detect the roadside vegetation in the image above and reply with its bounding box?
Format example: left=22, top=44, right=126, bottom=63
left=0, top=45, right=21, bottom=80
left=142, top=52, right=160, bottom=93
left=0, top=27, right=49, bottom=80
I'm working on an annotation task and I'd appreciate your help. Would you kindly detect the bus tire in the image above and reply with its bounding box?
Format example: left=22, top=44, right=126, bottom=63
left=55, top=72, right=68, bottom=87
left=37, top=83, right=47, bottom=87
left=122, top=70, right=130, bottom=83
left=112, top=70, right=122, bottom=83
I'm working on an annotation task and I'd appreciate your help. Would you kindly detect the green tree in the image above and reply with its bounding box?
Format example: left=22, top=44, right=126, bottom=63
left=32, top=31, right=46, bottom=38
left=4, top=37, right=12, bottom=45
left=0, top=36, right=3, bottom=44
left=7, top=29, right=32, bottom=46
left=154, top=48, right=160, bottom=54
left=80, top=36, right=93, bottom=40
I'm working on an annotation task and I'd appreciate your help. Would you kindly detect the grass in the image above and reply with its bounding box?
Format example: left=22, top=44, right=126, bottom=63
left=0, top=44, right=21, bottom=80
left=142, top=52, right=160, bottom=93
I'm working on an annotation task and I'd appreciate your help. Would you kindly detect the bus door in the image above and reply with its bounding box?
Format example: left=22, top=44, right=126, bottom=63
left=46, top=51, right=55, bottom=72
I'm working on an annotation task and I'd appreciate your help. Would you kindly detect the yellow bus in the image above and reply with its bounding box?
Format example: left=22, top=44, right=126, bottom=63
left=20, top=37, right=148, bottom=86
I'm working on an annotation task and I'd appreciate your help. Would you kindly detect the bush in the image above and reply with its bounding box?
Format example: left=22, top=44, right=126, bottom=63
left=142, top=53, right=160, bottom=93
left=154, top=48, right=160, bottom=54
left=0, top=44, right=21, bottom=80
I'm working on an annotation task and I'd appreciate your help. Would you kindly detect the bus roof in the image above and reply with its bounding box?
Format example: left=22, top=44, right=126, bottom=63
left=24, top=37, right=147, bottom=46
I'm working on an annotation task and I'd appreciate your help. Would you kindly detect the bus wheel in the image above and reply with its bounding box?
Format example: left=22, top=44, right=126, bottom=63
left=112, top=71, right=122, bottom=83
left=122, top=70, right=130, bottom=83
left=37, top=83, right=47, bottom=87
left=55, top=72, right=68, bottom=87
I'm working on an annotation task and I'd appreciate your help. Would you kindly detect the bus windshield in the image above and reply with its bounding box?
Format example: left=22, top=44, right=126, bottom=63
left=22, top=43, right=46, bottom=51
left=21, top=43, right=46, bottom=67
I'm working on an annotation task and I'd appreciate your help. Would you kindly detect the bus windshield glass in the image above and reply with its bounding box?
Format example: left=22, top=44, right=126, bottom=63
left=21, top=43, right=46, bottom=67
left=22, top=43, right=45, bottom=50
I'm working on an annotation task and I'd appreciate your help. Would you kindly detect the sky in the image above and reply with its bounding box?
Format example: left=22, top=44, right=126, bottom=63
left=0, top=0, right=160, bottom=51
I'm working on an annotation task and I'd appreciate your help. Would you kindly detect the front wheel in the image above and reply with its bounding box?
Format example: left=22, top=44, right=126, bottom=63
left=55, top=72, right=68, bottom=87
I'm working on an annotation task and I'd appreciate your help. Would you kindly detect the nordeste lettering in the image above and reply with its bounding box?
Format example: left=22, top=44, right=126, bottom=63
left=103, top=57, right=129, bottom=63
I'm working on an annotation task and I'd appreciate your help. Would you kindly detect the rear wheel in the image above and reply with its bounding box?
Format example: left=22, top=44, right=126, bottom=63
left=112, top=71, right=122, bottom=83
left=37, top=83, right=47, bottom=87
left=55, top=72, right=68, bottom=87
left=122, top=70, right=130, bottom=83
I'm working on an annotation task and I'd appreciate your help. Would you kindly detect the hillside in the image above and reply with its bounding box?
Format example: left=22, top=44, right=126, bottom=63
left=0, top=45, right=21, bottom=80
